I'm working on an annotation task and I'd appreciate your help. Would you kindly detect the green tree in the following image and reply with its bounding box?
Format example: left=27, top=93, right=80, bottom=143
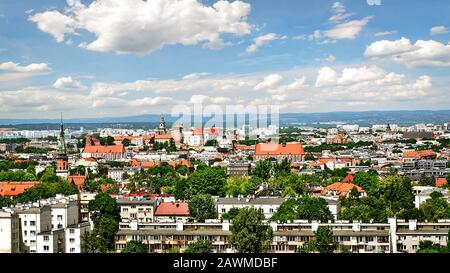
left=271, top=196, right=333, bottom=223
left=122, top=240, right=148, bottom=253
left=418, top=174, right=435, bottom=186
left=230, top=207, right=273, bottom=253
left=252, top=159, right=273, bottom=181
left=86, top=193, right=120, bottom=253
left=381, top=175, right=415, bottom=216
left=121, top=138, right=131, bottom=147
left=268, top=173, right=309, bottom=197
left=188, top=194, right=218, bottom=222
left=204, top=140, right=217, bottom=147
left=185, top=240, right=213, bottom=253
left=273, top=158, right=291, bottom=178
left=0, top=196, right=12, bottom=207
left=185, top=167, right=226, bottom=197
left=312, top=226, right=338, bottom=253
left=353, top=172, right=380, bottom=196
left=224, top=176, right=261, bottom=197
left=221, top=208, right=240, bottom=221
left=419, top=191, right=450, bottom=221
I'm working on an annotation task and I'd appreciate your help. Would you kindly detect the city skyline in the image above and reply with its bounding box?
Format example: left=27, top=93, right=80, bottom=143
left=1, top=0, right=450, bottom=118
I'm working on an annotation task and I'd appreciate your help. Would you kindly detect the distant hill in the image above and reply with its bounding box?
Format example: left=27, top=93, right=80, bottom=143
left=1, top=110, right=449, bottom=128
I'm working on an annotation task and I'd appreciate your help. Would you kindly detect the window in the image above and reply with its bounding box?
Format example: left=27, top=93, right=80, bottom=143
left=57, top=215, right=63, bottom=221
left=70, top=229, right=75, bottom=234
left=44, top=236, right=49, bottom=242
left=70, top=238, right=75, bottom=243
left=70, top=248, right=76, bottom=253
left=24, top=221, right=27, bottom=226
left=122, top=208, right=128, bottom=212
left=221, top=208, right=226, bottom=213
left=30, top=231, right=36, bottom=236
left=131, top=205, right=136, bottom=209
left=44, top=246, right=49, bottom=252
left=24, top=231, right=28, bottom=236
left=57, top=224, right=63, bottom=229
left=30, top=221, right=36, bottom=226
left=269, top=208, right=274, bottom=213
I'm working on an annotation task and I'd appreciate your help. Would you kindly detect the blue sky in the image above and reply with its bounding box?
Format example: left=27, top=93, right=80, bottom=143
left=0, top=0, right=449, bottom=118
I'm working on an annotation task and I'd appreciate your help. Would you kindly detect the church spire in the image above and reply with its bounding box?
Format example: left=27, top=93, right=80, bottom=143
left=59, top=113, right=67, bottom=155
left=158, top=115, right=167, bottom=134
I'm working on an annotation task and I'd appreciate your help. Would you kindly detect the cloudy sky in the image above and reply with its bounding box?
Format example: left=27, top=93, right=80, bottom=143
left=0, top=0, right=449, bottom=118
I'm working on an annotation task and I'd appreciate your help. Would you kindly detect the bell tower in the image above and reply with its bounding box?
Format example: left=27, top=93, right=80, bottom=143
left=157, top=115, right=167, bottom=135
left=56, top=113, right=69, bottom=179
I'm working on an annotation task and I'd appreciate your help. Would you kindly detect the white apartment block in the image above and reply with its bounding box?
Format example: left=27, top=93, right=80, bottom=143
left=65, top=222, right=91, bottom=253
left=117, top=196, right=158, bottom=223
left=115, top=218, right=450, bottom=254
left=108, top=167, right=141, bottom=182
left=3, top=195, right=91, bottom=253
left=51, top=200, right=79, bottom=230
left=16, top=206, right=52, bottom=253
left=0, top=209, right=21, bottom=253
left=216, top=197, right=340, bottom=221
left=36, top=229, right=65, bottom=253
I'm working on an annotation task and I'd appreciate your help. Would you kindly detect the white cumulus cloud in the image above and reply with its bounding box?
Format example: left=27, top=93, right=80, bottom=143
left=365, top=38, right=450, bottom=68
left=29, top=0, right=252, bottom=55
left=53, top=76, right=86, bottom=90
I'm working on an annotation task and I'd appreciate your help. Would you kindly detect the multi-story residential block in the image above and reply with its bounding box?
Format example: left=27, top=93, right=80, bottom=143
left=36, top=229, right=65, bottom=253
left=16, top=206, right=52, bottom=253
left=216, top=197, right=287, bottom=220
left=114, top=218, right=449, bottom=254
left=65, top=222, right=91, bottom=253
left=50, top=200, right=79, bottom=230
left=154, top=202, right=189, bottom=223
left=108, top=167, right=141, bottom=182
left=117, top=196, right=158, bottom=223
left=227, top=161, right=252, bottom=177
left=0, top=209, right=21, bottom=253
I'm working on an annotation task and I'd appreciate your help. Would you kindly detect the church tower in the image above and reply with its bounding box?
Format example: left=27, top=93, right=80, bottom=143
left=56, top=114, right=69, bottom=179
left=157, top=115, right=167, bottom=135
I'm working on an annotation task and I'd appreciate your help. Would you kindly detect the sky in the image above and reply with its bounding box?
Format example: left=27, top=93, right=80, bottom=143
left=0, top=0, right=449, bottom=119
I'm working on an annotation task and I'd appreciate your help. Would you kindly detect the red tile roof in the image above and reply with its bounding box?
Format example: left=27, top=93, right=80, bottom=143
left=255, top=143, right=305, bottom=155
left=234, top=144, right=256, bottom=151
left=322, top=182, right=365, bottom=197
left=131, top=158, right=192, bottom=169
left=83, top=145, right=125, bottom=154
left=68, top=174, right=87, bottom=191
left=436, top=178, right=447, bottom=187
left=0, top=181, right=40, bottom=197
left=155, top=202, right=189, bottom=216
left=403, top=149, right=436, bottom=159
left=154, top=134, right=173, bottom=140
left=342, top=173, right=354, bottom=183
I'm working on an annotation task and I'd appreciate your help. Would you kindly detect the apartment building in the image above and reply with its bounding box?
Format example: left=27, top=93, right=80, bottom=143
left=108, top=167, right=141, bottom=182
left=115, top=219, right=450, bottom=253
left=227, top=161, right=252, bottom=177
left=0, top=209, right=21, bottom=253
left=117, top=196, right=158, bottom=223
left=36, top=229, right=65, bottom=253
left=216, top=197, right=287, bottom=220
left=16, top=206, right=52, bottom=253
left=51, top=200, right=79, bottom=230
left=3, top=195, right=91, bottom=253
left=65, top=222, right=91, bottom=253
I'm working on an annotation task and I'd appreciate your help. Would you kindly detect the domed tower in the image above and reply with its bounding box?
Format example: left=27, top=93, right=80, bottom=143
left=157, top=115, right=167, bottom=135
left=56, top=114, right=69, bottom=179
